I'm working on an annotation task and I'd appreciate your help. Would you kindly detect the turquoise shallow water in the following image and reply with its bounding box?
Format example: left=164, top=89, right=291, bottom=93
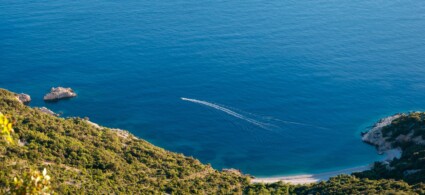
left=1, top=1, right=425, bottom=176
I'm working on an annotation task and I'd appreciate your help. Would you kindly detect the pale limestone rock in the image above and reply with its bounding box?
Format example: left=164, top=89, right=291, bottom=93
left=84, top=119, right=136, bottom=140
left=222, top=168, right=242, bottom=175
left=44, top=87, right=77, bottom=101
left=16, top=93, right=31, bottom=104
left=362, top=114, right=401, bottom=154
left=37, top=107, right=58, bottom=116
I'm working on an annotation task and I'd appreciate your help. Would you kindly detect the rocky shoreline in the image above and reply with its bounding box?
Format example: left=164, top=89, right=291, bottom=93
left=15, top=93, right=31, bottom=104
left=14, top=87, right=77, bottom=104
left=12, top=87, right=133, bottom=141
left=362, top=112, right=425, bottom=158
left=361, top=114, right=402, bottom=155
left=36, top=107, right=59, bottom=116
left=84, top=119, right=136, bottom=140
left=8, top=88, right=421, bottom=185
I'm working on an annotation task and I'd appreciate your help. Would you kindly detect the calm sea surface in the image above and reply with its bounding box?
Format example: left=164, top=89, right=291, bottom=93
left=1, top=1, right=425, bottom=176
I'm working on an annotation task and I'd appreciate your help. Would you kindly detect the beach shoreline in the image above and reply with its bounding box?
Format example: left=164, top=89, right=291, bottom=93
left=250, top=165, right=371, bottom=184
left=251, top=114, right=405, bottom=185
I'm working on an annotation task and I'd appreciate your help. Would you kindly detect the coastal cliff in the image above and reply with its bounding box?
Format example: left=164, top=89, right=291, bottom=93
left=362, top=113, right=425, bottom=153
left=362, top=114, right=402, bottom=154
left=357, top=112, right=425, bottom=185
left=361, top=114, right=403, bottom=162
left=0, top=88, right=248, bottom=194
left=0, top=88, right=424, bottom=194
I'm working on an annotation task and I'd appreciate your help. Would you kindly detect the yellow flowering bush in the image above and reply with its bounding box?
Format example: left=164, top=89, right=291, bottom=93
left=0, top=113, right=14, bottom=144
left=10, top=168, right=53, bottom=195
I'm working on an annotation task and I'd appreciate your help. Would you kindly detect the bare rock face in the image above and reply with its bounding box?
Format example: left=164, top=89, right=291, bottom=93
left=222, top=168, right=242, bottom=175
left=362, top=114, right=401, bottom=154
left=15, top=93, right=31, bottom=104
left=44, top=87, right=77, bottom=101
left=37, top=107, right=59, bottom=116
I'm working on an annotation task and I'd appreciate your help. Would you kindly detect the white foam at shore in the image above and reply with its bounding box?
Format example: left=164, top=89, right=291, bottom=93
left=251, top=165, right=371, bottom=184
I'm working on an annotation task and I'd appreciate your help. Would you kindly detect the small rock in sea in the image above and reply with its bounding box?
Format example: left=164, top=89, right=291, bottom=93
left=43, top=87, right=77, bottom=101
left=15, top=93, right=31, bottom=104
left=37, top=107, right=59, bottom=116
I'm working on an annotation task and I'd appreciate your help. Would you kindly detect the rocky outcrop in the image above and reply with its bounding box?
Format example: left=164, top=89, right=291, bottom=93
left=361, top=114, right=402, bottom=154
left=15, top=93, right=31, bottom=104
left=363, top=113, right=425, bottom=153
left=361, top=114, right=404, bottom=171
left=84, top=119, right=136, bottom=140
left=222, top=168, right=242, bottom=175
left=36, top=107, right=59, bottom=116
left=44, top=87, right=77, bottom=101
left=362, top=112, right=425, bottom=172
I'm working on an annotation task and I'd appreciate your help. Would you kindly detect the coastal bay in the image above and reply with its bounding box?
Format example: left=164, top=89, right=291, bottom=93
left=1, top=0, right=425, bottom=177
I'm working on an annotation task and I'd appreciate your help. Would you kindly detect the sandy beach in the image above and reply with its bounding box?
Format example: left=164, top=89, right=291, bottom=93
left=251, top=165, right=371, bottom=184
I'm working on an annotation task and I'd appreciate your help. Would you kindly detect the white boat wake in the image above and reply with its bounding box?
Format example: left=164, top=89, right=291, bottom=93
left=181, top=97, right=329, bottom=132
left=181, top=97, right=273, bottom=130
left=269, top=118, right=330, bottom=130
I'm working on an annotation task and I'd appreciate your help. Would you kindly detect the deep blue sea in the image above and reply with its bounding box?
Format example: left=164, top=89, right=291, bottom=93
left=1, top=1, right=425, bottom=176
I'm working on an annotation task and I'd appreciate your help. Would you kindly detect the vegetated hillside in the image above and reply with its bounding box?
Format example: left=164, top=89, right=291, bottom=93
left=355, top=112, right=425, bottom=185
left=246, top=175, right=424, bottom=195
left=0, top=88, right=424, bottom=194
left=0, top=89, right=248, bottom=194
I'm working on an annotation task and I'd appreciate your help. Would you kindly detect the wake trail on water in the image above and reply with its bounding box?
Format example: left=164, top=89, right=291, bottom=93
left=181, top=97, right=273, bottom=130
left=214, top=103, right=330, bottom=131
left=268, top=118, right=331, bottom=130
left=181, top=97, right=330, bottom=133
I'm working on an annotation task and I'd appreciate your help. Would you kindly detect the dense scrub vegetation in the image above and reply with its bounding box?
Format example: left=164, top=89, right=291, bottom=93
left=246, top=175, right=424, bottom=195
left=0, top=88, right=424, bottom=194
left=0, top=89, right=248, bottom=194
